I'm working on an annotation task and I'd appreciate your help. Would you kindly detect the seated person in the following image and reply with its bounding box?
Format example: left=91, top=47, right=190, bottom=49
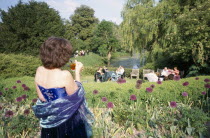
left=144, top=71, right=158, bottom=82
left=102, top=66, right=109, bottom=73
left=161, top=67, right=169, bottom=77
left=173, top=67, right=179, bottom=76
left=94, top=67, right=104, bottom=82
left=119, top=66, right=125, bottom=79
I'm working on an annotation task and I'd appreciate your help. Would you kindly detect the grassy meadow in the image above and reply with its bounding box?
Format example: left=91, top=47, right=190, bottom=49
left=1, top=53, right=210, bottom=137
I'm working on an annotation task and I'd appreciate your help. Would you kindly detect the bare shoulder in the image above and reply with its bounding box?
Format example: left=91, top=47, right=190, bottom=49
left=62, top=70, right=72, bottom=78
left=36, top=66, right=44, bottom=73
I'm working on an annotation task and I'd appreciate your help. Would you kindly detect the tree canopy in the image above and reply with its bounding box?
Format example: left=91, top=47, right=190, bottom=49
left=121, top=0, right=210, bottom=75
left=64, top=5, right=99, bottom=52
left=0, top=0, right=65, bottom=56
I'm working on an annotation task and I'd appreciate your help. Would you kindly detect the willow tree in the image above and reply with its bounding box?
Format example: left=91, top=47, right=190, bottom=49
left=121, top=0, right=210, bottom=75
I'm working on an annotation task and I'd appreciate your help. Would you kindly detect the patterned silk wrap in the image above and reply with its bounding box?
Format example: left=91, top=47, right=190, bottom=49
left=32, top=81, right=94, bottom=137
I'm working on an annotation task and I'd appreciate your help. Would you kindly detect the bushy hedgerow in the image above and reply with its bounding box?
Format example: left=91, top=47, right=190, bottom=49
left=0, top=53, right=41, bottom=78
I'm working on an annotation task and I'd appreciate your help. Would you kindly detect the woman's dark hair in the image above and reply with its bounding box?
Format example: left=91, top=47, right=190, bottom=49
left=40, top=37, right=72, bottom=69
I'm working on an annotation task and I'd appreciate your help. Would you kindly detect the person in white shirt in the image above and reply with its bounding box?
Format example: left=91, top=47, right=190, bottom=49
left=144, top=70, right=158, bottom=82
left=161, top=67, right=169, bottom=77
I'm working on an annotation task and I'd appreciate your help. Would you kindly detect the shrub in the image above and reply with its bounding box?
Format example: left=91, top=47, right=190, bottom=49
left=0, top=53, right=41, bottom=78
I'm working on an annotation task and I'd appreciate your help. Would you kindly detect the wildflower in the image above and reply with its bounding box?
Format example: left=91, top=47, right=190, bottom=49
left=24, top=109, right=30, bottom=115
left=150, top=84, right=155, bottom=88
left=182, top=92, right=188, bottom=97
left=146, top=87, right=153, bottom=93
left=157, top=80, right=162, bottom=84
left=170, top=101, right=177, bottom=108
left=135, top=83, right=141, bottom=89
left=182, top=82, right=189, bottom=86
left=24, top=87, right=30, bottom=91
left=0, top=92, right=2, bottom=96
left=93, top=90, right=99, bottom=95
left=174, top=75, right=180, bottom=81
left=204, top=78, right=210, bottom=83
left=107, top=102, right=114, bottom=108
left=12, top=86, right=17, bottom=89
left=136, top=80, right=143, bottom=84
left=22, top=95, right=27, bottom=100
left=5, top=110, right=14, bottom=117
left=101, top=97, right=107, bottom=102
left=5, top=88, right=8, bottom=91
left=201, top=91, right=206, bottom=95
left=0, top=106, right=2, bottom=110
left=16, top=80, right=21, bottom=83
left=204, top=84, right=210, bottom=89
left=16, top=97, right=23, bottom=102
left=117, top=78, right=126, bottom=84
left=130, top=95, right=137, bottom=101
left=22, top=84, right=26, bottom=87
left=195, top=77, right=199, bottom=80
left=32, top=98, right=38, bottom=103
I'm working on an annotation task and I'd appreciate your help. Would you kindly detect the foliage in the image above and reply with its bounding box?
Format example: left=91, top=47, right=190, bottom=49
left=64, top=5, right=99, bottom=52
left=0, top=0, right=65, bottom=56
left=121, top=0, right=210, bottom=75
left=0, top=53, right=41, bottom=78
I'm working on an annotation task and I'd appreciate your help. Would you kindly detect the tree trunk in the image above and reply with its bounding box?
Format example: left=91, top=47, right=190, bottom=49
left=107, top=51, right=111, bottom=67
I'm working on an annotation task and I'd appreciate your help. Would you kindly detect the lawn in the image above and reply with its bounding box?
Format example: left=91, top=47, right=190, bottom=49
left=1, top=75, right=210, bottom=137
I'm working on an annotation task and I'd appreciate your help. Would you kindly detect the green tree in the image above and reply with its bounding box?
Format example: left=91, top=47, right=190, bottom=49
left=92, top=20, right=120, bottom=66
left=121, top=0, right=210, bottom=75
left=0, top=0, right=65, bottom=55
left=64, top=5, right=98, bottom=52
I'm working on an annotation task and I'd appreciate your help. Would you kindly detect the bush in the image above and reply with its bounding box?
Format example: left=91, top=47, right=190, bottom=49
left=0, top=53, right=41, bottom=78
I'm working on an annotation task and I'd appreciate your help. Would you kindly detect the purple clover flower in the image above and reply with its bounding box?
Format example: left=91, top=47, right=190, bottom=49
left=24, top=109, right=30, bottom=115
left=107, top=102, right=114, bottom=108
left=182, top=82, right=189, bottom=86
left=170, top=101, right=177, bottom=108
left=204, top=84, right=210, bottom=89
left=5, top=110, right=14, bottom=117
left=16, top=97, right=23, bottom=102
left=16, top=80, right=21, bottom=83
left=157, top=80, right=162, bottom=84
left=0, top=92, right=2, bottom=96
left=204, top=78, right=210, bottom=83
left=195, top=77, right=199, bottom=80
left=32, top=98, right=38, bottom=103
left=0, top=106, right=2, bottom=110
left=22, top=84, right=26, bottom=88
left=201, top=91, right=206, bottom=95
left=5, top=88, right=8, bottom=91
left=24, top=87, right=30, bottom=91
left=150, top=84, right=155, bottom=88
left=136, top=80, right=143, bottom=84
left=22, top=95, right=27, bottom=100
left=174, top=75, right=180, bottom=81
left=12, top=86, right=17, bottom=89
left=93, top=90, right=99, bottom=95
left=101, top=97, right=107, bottom=102
left=117, top=78, right=126, bottom=84
left=146, top=87, right=153, bottom=93
left=130, top=95, right=137, bottom=101
left=182, top=92, right=188, bottom=97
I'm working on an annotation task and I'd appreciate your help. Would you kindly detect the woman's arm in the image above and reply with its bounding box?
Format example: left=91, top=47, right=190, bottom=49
left=64, top=61, right=83, bottom=95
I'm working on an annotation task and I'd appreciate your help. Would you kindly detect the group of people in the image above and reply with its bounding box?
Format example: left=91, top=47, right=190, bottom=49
left=74, top=50, right=88, bottom=57
left=160, top=67, right=180, bottom=79
left=94, top=66, right=125, bottom=82
left=144, top=67, right=180, bottom=82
